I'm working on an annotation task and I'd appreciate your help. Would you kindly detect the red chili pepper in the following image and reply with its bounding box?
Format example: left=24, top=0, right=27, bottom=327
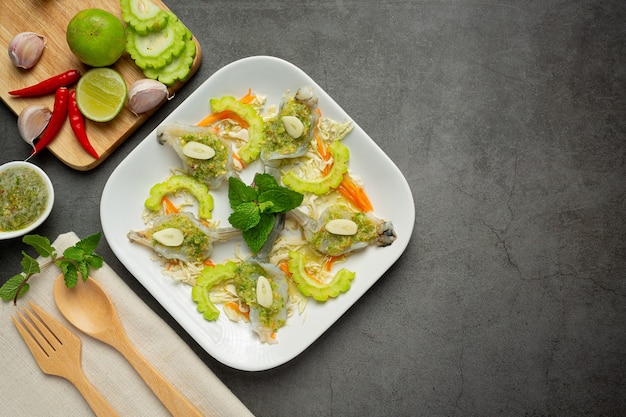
left=68, top=90, right=99, bottom=159
left=31, top=87, right=69, bottom=155
left=9, top=69, right=81, bottom=98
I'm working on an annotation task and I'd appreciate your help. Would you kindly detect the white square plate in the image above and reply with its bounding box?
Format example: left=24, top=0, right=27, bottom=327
left=101, top=56, right=414, bottom=371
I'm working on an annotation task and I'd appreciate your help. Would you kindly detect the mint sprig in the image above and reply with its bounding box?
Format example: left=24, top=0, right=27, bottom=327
left=0, top=233, right=104, bottom=305
left=228, top=174, right=303, bottom=253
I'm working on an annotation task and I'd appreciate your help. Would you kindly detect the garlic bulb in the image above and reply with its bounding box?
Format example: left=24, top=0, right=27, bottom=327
left=8, top=32, right=46, bottom=69
left=127, top=79, right=171, bottom=115
left=17, top=105, right=52, bottom=150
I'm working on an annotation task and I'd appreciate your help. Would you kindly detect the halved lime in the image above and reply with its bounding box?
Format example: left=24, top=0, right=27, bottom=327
left=76, top=68, right=127, bottom=122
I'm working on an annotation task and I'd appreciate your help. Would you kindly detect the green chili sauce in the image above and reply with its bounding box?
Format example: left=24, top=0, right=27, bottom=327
left=0, top=166, right=48, bottom=232
left=311, top=206, right=377, bottom=256
left=263, top=98, right=312, bottom=156
left=234, top=262, right=287, bottom=328
left=151, top=213, right=210, bottom=263
left=181, top=132, right=229, bottom=184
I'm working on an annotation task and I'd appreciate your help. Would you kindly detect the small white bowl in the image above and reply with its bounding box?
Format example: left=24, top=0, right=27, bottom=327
left=0, top=161, right=54, bottom=240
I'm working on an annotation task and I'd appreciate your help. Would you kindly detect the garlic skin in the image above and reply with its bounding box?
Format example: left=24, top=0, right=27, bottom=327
left=8, top=32, right=46, bottom=70
left=17, top=105, right=52, bottom=149
left=127, top=79, right=170, bottom=115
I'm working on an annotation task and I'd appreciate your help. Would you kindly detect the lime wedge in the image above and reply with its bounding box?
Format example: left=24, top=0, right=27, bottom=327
left=76, top=68, right=127, bottom=122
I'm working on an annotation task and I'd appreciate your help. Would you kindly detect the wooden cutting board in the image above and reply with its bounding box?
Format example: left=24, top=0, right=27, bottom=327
left=0, top=0, right=202, bottom=170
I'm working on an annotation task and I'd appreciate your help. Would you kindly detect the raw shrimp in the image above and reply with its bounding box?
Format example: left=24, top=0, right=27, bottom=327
left=260, top=86, right=319, bottom=163
left=233, top=259, right=290, bottom=344
left=157, top=122, right=236, bottom=189
left=289, top=204, right=397, bottom=256
left=234, top=212, right=290, bottom=343
left=128, top=212, right=240, bottom=263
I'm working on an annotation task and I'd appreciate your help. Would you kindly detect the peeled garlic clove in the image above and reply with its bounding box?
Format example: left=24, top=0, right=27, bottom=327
left=325, top=219, right=359, bottom=236
left=17, top=105, right=52, bottom=149
left=127, top=79, right=170, bottom=115
left=8, top=32, right=46, bottom=69
left=256, top=275, right=274, bottom=308
left=182, top=141, right=216, bottom=160
left=152, top=228, right=185, bottom=247
left=282, top=115, right=304, bottom=138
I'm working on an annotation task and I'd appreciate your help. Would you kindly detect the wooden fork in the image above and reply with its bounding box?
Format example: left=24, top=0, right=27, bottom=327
left=12, top=302, right=120, bottom=417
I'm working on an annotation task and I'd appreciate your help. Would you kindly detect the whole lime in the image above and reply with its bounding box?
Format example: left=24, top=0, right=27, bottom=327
left=66, top=9, right=126, bottom=67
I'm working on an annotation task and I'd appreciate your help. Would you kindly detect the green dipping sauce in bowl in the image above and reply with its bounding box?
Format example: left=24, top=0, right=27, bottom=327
left=0, top=161, right=54, bottom=240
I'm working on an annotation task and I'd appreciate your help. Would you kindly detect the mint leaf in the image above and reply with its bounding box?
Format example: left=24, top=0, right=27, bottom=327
left=0, top=275, right=29, bottom=300
left=242, top=213, right=275, bottom=253
left=22, top=235, right=55, bottom=258
left=257, top=200, right=274, bottom=212
left=3, top=232, right=105, bottom=304
left=78, top=261, right=90, bottom=282
left=75, top=232, right=101, bottom=253
left=258, top=188, right=303, bottom=213
left=57, top=260, right=78, bottom=288
left=227, top=174, right=303, bottom=253
left=58, top=232, right=102, bottom=282
left=253, top=173, right=279, bottom=192
left=228, top=202, right=261, bottom=230
left=228, top=177, right=257, bottom=207
left=20, top=253, right=40, bottom=276
left=85, top=253, right=104, bottom=270
left=63, top=246, right=85, bottom=261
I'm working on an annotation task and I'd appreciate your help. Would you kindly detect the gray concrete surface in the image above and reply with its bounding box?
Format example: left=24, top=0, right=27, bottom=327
left=1, top=1, right=624, bottom=415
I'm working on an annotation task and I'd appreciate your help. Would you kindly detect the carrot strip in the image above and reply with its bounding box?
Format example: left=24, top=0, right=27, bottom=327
left=324, top=255, right=343, bottom=272
left=224, top=301, right=250, bottom=320
left=161, top=196, right=179, bottom=214
left=197, top=89, right=255, bottom=126
left=232, top=150, right=246, bottom=169
left=278, top=260, right=291, bottom=276
left=238, top=88, right=256, bottom=104
left=224, top=111, right=250, bottom=128
left=337, top=173, right=373, bottom=212
left=307, top=269, right=325, bottom=285
left=322, top=161, right=333, bottom=177
left=203, top=259, right=215, bottom=267
left=196, top=112, right=222, bottom=127
left=305, top=106, right=374, bottom=212
left=286, top=257, right=324, bottom=284
left=314, top=108, right=330, bottom=160
left=197, top=110, right=250, bottom=128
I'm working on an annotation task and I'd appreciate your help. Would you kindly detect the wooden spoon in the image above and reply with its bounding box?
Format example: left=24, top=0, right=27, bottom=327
left=53, top=274, right=204, bottom=417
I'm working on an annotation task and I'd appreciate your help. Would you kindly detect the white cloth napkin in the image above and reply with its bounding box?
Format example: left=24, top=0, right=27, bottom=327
left=0, top=232, right=254, bottom=417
